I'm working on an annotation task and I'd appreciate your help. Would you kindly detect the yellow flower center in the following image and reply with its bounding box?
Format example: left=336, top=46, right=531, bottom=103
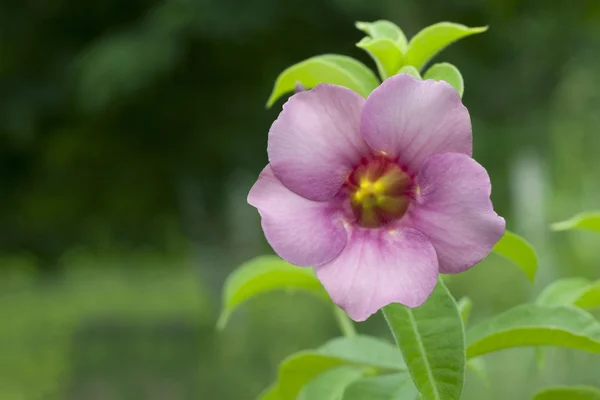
left=346, top=157, right=413, bottom=228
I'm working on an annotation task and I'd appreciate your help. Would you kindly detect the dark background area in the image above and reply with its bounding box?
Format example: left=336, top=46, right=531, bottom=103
left=1, top=0, right=600, bottom=398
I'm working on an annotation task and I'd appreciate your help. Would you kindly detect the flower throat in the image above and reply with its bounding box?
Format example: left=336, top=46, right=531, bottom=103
left=345, top=156, right=414, bottom=228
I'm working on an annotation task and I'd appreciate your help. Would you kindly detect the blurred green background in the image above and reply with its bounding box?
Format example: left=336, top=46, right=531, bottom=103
left=2, top=0, right=600, bottom=398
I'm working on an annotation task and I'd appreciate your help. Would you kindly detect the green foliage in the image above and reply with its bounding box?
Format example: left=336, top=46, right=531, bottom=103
left=275, top=336, right=406, bottom=400
left=492, top=230, right=538, bottom=283
left=266, top=55, right=379, bottom=107
left=423, top=63, right=464, bottom=97
left=356, top=37, right=403, bottom=80
left=466, top=304, right=600, bottom=358
left=551, top=212, right=600, bottom=233
left=355, top=20, right=408, bottom=53
left=298, top=366, right=366, bottom=400
left=405, top=23, right=488, bottom=71
left=258, top=385, right=280, bottom=400
left=536, top=277, right=600, bottom=310
left=398, top=66, right=422, bottom=79
left=383, top=279, right=465, bottom=400
left=355, top=20, right=406, bottom=80
left=575, top=281, right=600, bottom=309
left=532, top=386, right=600, bottom=400
left=341, top=374, right=418, bottom=400
left=217, top=255, right=329, bottom=329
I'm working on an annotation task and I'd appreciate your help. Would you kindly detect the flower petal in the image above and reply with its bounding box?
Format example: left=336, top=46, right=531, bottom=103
left=268, top=84, right=368, bottom=201
left=361, top=74, right=472, bottom=172
left=315, top=227, right=439, bottom=322
left=248, top=165, right=347, bottom=267
left=404, top=152, right=505, bottom=274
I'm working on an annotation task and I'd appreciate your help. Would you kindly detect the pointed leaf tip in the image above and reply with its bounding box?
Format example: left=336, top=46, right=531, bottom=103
left=493, top=230, right=538, bottom=283
left=406, top=22, right=489, bottom=71
left=551, top=211, right=600, bottom=233
left=218, top=255, right=329, bottom=328
left=266, top=55, right=379, bottom=108
left=354, top=20, right=408, bottom=53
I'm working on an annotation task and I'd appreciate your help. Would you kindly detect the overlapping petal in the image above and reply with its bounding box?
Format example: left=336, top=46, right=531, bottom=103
left=315, top=227, right=439, bottom=321
left=248, top=165, right=347, bottom=267
left=360, top=74, right=472, bottom=172
left=268, top=84, right=369, bottom=201
left=404, top=152, right=505, bottom=273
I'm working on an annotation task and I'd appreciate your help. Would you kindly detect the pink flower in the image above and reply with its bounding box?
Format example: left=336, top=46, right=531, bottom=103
left=248, top=74, right=505, bottom=321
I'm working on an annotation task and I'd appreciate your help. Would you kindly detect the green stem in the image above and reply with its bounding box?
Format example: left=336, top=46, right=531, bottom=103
left=333, top=306, right=357, bottom=337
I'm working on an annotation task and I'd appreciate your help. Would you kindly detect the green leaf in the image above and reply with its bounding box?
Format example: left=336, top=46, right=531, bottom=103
left=278, top=336, right=406, bottom=400
left=532, top=386, right=600, bottom=400
left=342, top=374, right=418, bottom=400
left=457, top=297, right=473, bottom=325
left=575, top=281, right=600, bottom=310
left=258, top=384, right=280, bottom=400
left=406, top=22, right=488, bottom=71
left=466, top=304, right=600, bottom=358
left=383, top=279, right=465, bottom=400
left=266, top=55, right=379, bottom=107
left=423, top=62, right=464, bottom=97
left=299, top=366, right=366, bottom=400
left=492, top=230, right=538, bottom=283
left=356, top=37, right=403, bottom=80
left=536, top=277, right=591, bottom=307
left=318, top=336, right=406, bottom=369
left=217, top=255, right=328, bottom=329
left=398, top=65, right=422, bottom=79
left=355, top=20, right=408, bottom=53
left=536, top=278, right=600, bottom=310
left=551, top=212, right=600, bottom=233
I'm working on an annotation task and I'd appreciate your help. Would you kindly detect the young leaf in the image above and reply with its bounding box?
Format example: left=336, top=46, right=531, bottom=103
left=341, top=374, right=418, bottom=400
left=536, top=277, right=591, bottom=307
left=406, top=22, right=488, bottom=71
left=278, top=336, right=406, bottom=400
left=217, top=255, right=329, bottom=329
left=457, top=297, right=473, bottom=325
left=466, top=304, right=600, bottom=358
left=423, top=62, right=464, bottom=97
left=355, top=20, right=408, bottom=53
left=383, top=279, right=465, bottom=400
left=356, top=37, right=403, bottom=80
left=298, top=366, right=366, bottom=400
left=258, top=384, right=280, bottom=400
left=266, top=55, right=379, bottom=107
left=398, top=65, right=422, bottom=79
left=492, top=230, right=538, bottom=283
left=532, top=386, right=600, bottom=400
left=551, top=211, right=600, bottom=233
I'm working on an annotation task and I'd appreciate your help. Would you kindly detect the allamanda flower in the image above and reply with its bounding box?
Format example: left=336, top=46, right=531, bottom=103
left=248, top=74, right=505, bottom=321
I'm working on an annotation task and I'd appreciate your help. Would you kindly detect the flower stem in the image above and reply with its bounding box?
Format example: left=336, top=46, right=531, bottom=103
left=333, top=306, right=356, bottom=337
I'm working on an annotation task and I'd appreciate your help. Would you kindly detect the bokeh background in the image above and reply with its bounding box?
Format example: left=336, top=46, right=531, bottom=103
left=2, top=0, right=600, bottom=398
